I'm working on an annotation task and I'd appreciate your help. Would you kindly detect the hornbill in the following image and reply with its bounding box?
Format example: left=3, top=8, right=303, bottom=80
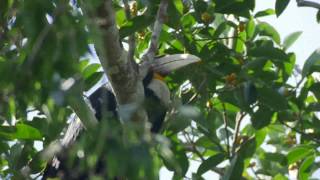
left=42, top=54, right=200, bottom=179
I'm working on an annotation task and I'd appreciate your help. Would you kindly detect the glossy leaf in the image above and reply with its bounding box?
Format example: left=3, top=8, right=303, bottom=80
left=82, top=63, right=101, bottom=79
left=287, top=145, right=314, bottom=164
left=298, top=155, right=315, bottom=180
left=246, top=17, right=256, bottom=39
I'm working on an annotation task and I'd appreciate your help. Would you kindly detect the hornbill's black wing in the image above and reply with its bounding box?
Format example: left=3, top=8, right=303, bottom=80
left=42, top=83, right=117, bottom=180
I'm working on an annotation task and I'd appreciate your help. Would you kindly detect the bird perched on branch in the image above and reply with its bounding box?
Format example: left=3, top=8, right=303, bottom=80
left=42, top=54, right=200, bottom=179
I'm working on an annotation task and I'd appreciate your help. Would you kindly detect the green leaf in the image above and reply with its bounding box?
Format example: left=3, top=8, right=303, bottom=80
left=173, top=0, right=183, bottom=14
left=302, top=48, right=320, bottom=77
left=197, top=153, right=225, bottom=175
left=119, top=15, right=154, bottom=39
left=235, top=30, right=246, bottom=53
left=254, top=9, right=275, bottom=18
left=251, top=105, right=273, bottom=129
left=298, top=155, right=315, bottom=180
left=283, top=31, right=303, bottom=51
left=257, top=22, right=281, bottom=45
left=223, top=138, right=256, bottom=180
left=79, top=59, right=90, bottom=72
left=317, top=10, right=320, bottom=23
left=0, top=124, right=42, bottom=140
left=246, top=17, right=255, bottom=39
left=248, top=40, right=288, bottom=61
left=287, top=145, right=313, bottom=164
left=257, top=86, right=288, bottom=110
left=222, top=154, right=243, bottom=180
left=274, top=174, right=289, bottom=180
left=213, top=22, right=228, bottom=39
left=116, top=9, right=126, bottom=26
left=264, top=153, right=287, bottom=166
left=309, top=82, right=320, bottom=100
left=84, top=72, right=103, bottom=91
left=275, top=0, right=290, bottom=17
left=82, top=63, right=101, bottom=79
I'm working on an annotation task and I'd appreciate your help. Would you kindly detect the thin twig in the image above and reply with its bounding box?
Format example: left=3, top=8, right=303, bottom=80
left=182, top=131, right=224, bottom=175
left=194, top=36, right=239, bottom=42
left=187, top=77, right=207, bottom=104
left=231, top=112, right=246, bottom=156
left=142, top=0, right=168, bottom=63
left=250, top=166, right=261, bottom=180
left=279, top=120, right=320, bottom=144
left=222, top=103, right=230, bottom=159
left=123, top=0, right=135, bottom=62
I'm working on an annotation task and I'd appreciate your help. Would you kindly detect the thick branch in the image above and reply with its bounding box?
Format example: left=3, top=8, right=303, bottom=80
left=142, top=0, right=168, bottom=63
left=93, top=1, right=147, bottom=124
left=297, top=0, right=320, bottom=9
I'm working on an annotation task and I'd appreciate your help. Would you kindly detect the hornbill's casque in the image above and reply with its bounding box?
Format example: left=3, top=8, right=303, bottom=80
left=42, top=54, right=200, bottom=179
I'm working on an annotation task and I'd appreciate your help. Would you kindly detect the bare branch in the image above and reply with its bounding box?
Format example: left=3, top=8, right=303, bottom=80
left=231, top=112, right=246, bottom=156
left=297, top=0, right=320, bottom=9
left=222, top=103, right=231, bottom=159
left=142, top=0, right=169, bottom=63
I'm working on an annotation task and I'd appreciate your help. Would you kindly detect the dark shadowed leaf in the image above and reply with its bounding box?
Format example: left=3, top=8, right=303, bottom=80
left=119, top=15, right=154, bottom=39
left=275, top=0, right=290, bottom=17
left=257, top=87, right=288, bottom=110
left=197, top=153, right=225, bottom=175
left=251, top=105, right=273, bottom=129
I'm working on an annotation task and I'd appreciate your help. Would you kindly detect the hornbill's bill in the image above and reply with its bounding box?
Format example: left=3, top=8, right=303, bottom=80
left=42, top=54, right=200, bottom=179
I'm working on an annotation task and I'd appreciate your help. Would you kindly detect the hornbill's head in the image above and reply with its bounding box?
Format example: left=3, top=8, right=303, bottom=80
left=140, top=54, right=201, bottom=132
left=141, top=54, right=201, bottom=106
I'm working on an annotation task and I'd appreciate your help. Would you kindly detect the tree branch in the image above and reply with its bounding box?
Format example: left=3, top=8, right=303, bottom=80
left=142, top=0, right=168, bottom=63
left=87, top=0, right=147, bottom=125
left=123, top=0, right=136, bottom=63
left=297, top=0, right=320, bottom=9
left=231, top=112, right=245, bottom=156
left=222, top=103, right=231, bottom=159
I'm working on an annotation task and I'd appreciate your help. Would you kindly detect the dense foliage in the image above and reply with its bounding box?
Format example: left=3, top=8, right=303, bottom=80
left=1, top=0, right=320, bottom=179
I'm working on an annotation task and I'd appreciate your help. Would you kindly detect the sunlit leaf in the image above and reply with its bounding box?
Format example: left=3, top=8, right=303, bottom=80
left=257, top=22, right=281, bottom=45
left=287, top=145, right=314, bottom=164
left=298, top=155, right=315, bottom=180
left=302, top=48, right=320, bottom=77
left=283, top=31, right=302, bottom=51
left=254, top=9, right=275, bottom=18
